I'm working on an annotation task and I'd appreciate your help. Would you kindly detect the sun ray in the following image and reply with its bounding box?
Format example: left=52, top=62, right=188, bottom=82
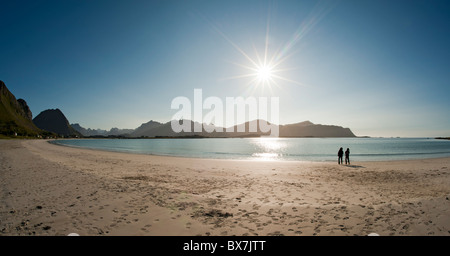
left=221, top=73, right=258, bottom=81
left=275, top=1, right=336, bottom=63
left=271, top=48, right=301, bottom=70
left=211, top=24, right=259, bottom=68
left=264, top=5, right=271, bottom=67
left=225, top=60, right=259, bottom=72
left=271, top=74, right=308, bottom=87
left=253, top=43, right=264, bottom=68
left=211, top=1, right=336, bottom=90
left=270, top=68, right=296, bottom=74
left=198, top=0, right=336, bottom=92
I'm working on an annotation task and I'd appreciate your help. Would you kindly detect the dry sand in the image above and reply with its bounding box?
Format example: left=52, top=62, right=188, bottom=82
left=0, top=139, right=449, bottom=236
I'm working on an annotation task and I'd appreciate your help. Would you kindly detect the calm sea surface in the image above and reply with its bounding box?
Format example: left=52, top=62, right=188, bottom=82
left=51, top=137, right=450, bottom=162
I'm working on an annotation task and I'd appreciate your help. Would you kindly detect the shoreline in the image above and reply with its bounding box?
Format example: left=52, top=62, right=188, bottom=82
left=49, top=138, right=450, bottom=163
left=1, top=139, right=450, bottom=236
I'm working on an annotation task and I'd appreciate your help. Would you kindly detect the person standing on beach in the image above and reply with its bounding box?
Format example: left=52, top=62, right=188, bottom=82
left=345, top=148, right=350, bottom=165
left=338, top=147, right=344, bottom=164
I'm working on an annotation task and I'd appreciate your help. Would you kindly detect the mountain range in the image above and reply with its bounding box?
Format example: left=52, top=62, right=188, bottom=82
left=71, top=123, right=134, bottom=137
left=72, top=119, right=356, bottom=138
left=1, top=80, right=356, bottom=138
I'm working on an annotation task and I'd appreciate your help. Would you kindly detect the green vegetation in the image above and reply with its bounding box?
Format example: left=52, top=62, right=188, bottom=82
left=0, top=81, right=45, bottom=138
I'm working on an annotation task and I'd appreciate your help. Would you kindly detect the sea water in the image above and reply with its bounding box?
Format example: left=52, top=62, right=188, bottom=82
left=51, top=137, right=450, bottom=162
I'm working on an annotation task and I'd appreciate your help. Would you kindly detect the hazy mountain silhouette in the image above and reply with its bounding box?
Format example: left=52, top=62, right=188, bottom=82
left=222, top=120, right=355, bottom=137
left=71, top=123, right=103, bottom=136
left=33, top=109, right=81, bottom=137
left=102, top=119, right=356, bottom=138
left=72, top=123, right=133, bottom=137
left=279, top=121, right=355, bottom=137
left=0, top=80, right=42, bottom=136
left=224, top=119, right=275, bottom=137
left=130, top=120, right=164, bottom=137
left=108, top=127, right=135, bottom=136
left=131, top=120, right=210, bottom=137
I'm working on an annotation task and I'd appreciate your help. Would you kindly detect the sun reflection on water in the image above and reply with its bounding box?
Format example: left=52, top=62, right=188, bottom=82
left=250, top=137, right=286, bottom=161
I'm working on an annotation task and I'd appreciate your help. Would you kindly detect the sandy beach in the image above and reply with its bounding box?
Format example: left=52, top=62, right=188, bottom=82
left=0, top=139, right=449, bottom=236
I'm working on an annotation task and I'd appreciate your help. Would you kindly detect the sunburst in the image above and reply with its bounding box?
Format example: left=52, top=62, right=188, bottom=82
left=209, top=2, right=334, bottom=92
left=256, top=64, right=273, bottom=83
left=215, top=16, right=303, bottom=91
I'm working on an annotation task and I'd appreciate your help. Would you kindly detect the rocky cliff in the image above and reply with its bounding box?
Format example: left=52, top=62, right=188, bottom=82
left=0, top=80, right=41, bottom=136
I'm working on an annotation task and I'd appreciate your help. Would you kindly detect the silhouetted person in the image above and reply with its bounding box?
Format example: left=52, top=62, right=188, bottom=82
left=338, top=147, right=344, bottom=164
left=345, top=148, right=350, bottom=165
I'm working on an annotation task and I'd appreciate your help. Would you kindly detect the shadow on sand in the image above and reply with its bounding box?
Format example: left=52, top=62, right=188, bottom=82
left=344, top=165, right=365, bottom=169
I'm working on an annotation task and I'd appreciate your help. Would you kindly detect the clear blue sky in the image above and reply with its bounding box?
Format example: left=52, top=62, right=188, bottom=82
left=1, top=0, right=449, bottom=137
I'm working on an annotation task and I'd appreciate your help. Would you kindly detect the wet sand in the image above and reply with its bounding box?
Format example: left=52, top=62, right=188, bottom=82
left=1, top=139, right=449, bottom=236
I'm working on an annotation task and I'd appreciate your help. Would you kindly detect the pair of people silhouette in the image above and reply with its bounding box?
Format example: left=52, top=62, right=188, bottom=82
left=338, top=147, right=350, bottom=165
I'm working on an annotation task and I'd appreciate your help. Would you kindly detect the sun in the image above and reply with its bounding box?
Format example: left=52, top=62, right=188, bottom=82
left=211, top=6, right=312, bottom=90
left=209, top=1, right=334, bottom=91
left=218, top=32, right=301, bottom=89
left=256, top=65, right=273, bottom=83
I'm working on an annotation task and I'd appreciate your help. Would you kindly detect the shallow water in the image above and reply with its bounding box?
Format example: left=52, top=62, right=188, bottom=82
left=52, top=137, right=450, bottom=162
